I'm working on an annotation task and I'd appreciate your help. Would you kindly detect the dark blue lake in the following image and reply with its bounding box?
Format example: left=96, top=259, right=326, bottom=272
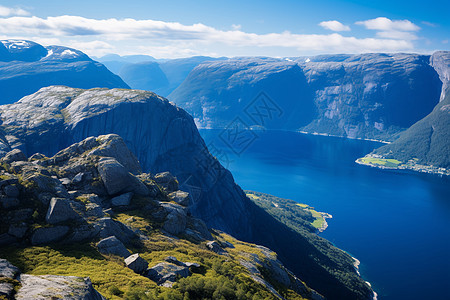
left=200, top=129, right=450, bottom=300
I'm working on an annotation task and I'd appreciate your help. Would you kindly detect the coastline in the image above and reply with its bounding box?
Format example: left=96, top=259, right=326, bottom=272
left=317, top=212, right=332, bottom=233
left=356, top=154, right=450, bottom=176
left=352, top=257, right=378, bottom=300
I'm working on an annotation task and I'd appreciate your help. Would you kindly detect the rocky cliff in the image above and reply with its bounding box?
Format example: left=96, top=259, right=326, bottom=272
left=0, top=134, right=322, bottom=300
left=0, top=40, right=129, bottom=104
left=0, top=86, right=373, bottom=299
left=168, top=53, right=443, bottom=141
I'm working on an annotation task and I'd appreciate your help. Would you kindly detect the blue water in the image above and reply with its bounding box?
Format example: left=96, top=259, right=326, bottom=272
left=200, top=129, right=450, bottom=300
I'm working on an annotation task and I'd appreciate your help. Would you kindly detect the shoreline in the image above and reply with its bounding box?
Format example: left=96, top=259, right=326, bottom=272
left=356, top=155, right=450, bottom=177
left=317, top=212, right=332, bottom=233
left=297, top=130, right=391, bottom=144
left=352, top=257, right=378, bottom=300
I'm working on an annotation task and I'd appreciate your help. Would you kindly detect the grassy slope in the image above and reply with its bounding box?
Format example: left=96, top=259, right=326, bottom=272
left=373, top=88, right=450, bottom=169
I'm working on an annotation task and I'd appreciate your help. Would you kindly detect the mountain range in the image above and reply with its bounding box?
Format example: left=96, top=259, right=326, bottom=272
left=0, top=40, right=129, bottom=105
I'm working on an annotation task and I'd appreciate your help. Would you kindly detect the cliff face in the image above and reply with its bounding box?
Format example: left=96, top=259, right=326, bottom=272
left=168, top=53, right=442, bottom=141
left=297, top=53, right=442, bottom=140
left=430, top=51, right=450, bottom=101
left=0, top=40, right=129, bottom=104
left=0, top=86, right=373, bottom=300
left=169, top=57, right=316, bottom=129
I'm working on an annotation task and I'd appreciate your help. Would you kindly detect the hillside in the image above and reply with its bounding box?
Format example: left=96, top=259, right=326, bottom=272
left=0, top=134, right=320, bottom=300
left=363, top=88, right=450, bottom=172
left=0, top=40, right=129, bottom=104
left=0, top=86, right=374, bottom=300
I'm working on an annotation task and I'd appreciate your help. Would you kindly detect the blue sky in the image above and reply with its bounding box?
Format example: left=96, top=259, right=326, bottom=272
left=0, top=0, right=448, bottom=58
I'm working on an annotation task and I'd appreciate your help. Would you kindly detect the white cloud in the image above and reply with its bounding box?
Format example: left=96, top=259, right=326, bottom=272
left=356, top=17, right=420, bottom=32
left=376, top=31, right=418, bottom=40
left=0, top=5, right=30, bottom=17
left=319, top=21, right=350, bottom=32
left=0, top=15, right=417, bottom=57
left=231, top=24, right=241, bottom=30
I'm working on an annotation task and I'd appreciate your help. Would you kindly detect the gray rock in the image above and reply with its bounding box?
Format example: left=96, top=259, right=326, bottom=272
left=8, top=223, right=28, bottom=238
left=60, top=178, right=71, bottom=185
left=95, top=217, right=135, bottom=243
left=0, top=196, right=19, bottom=209
left=45, top=197, right=80, bottom=224
left=0, top=259, right=20, bottom=278
left=168, top=190, right=189, bottom=206
left=88, top=134, right=141, bottom=174
left=111, top=192, right=133, bottom=207
left=161, top=203, right=187, bottom=235
left=84, top=202, right=104, bottom=218
left=0, top=282, right=14, bottom=298
left=206, top=241, right=226, bottom=254
left=9, top=208, right=33, bottom=223
left=72, top=172, right=84, bottom=184
left=65, top=224, right=100, bottom=243
left=96, top=236, right=130, bottom=258
left=154, top=172, right=178, bottom=192
left=0, top=233, right=16, bottom=246
left=15, top=274, right=106, bottom=300
left=3, top=184, right=19, bottom=197
left=2, top=149, right=27, bottom=164
left=125, top=253, right=148, bottom=274
left=146, top=262, right=190, bottom=285
left=31, top=226, right=69, bottom=245
left=97, top=157, right=148, bottom=196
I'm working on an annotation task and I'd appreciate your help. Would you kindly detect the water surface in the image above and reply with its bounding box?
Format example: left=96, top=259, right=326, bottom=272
left=200, top=129, right=450, bottom=300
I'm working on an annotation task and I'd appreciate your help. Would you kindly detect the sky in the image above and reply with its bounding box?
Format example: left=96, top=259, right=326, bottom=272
left=0, top=0, right=449, bottom=58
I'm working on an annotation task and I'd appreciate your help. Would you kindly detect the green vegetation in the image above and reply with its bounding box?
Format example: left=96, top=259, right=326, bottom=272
left=371, top=88, right=450, bottom=171
left=358, top=157, right=402, bottom=168
left=246, top=191, right=324, bottom=232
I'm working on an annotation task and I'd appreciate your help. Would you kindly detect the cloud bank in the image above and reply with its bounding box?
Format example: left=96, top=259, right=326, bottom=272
left=0, top=10, right=421, bottom=57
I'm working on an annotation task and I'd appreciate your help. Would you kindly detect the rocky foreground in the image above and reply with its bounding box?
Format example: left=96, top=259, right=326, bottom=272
left=0, top=134, right=323, bottom=300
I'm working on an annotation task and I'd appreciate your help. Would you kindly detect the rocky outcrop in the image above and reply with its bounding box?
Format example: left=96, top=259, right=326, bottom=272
left=125, top=253, right=148, bottom=274
left=0, top=259, right=105, bottom=300
left=146, top=262, right=190, bottom=287
left=0, top=40, right=129, bottom=105
left=45, top=197, right=80, bottom=224
left=15, top=274, right=105, bottom=300
left=96, top=236, right=131, bottom=258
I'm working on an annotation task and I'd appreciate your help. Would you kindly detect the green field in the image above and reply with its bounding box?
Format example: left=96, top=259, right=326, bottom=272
left=359, top=157, right=402, bottom=168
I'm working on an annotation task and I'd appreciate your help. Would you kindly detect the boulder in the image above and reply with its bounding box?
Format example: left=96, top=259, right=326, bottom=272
left=0, top=282, right=14, bottom=298
left=71, top=172, right=84, bottom=184
left=0, top=196, right=19, bottom=209
left=0, top=259, right=20, bottom=278
left=15, top=274, right=106, bottom=300
left=168, top=191, right=190, bottom=206
left=0, top=233, right=16, bottom=246
left=2, top=149, right=27, bottom=164
left=88, top=134, right=141, bottom=174
left=146, top=262, right=190, bottom=286
left=206, top=241, right=226, bottom=254
left=45, top=198, right=80, bottom=224
left=161, top=203, right=187, bottom=235
left=95, top=217, right=135, bottom=243
left=9, top=208, right=33, bottom=223
left=65, top=224, right=100, bottom=243
left=97, top=157, right=148, bottom=196
left=125, top=254, right=148, bottom=274
left=154, top=172, right=178, bottom=192
left=96, top=236, right=130, bottom=258
left=3, top=184, right=19, bottom=197
left=111, top=192, right=133, bottom=207
left=31, top=226, right=69, bottom=245
left=8, top=223, right=28, bottom=238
